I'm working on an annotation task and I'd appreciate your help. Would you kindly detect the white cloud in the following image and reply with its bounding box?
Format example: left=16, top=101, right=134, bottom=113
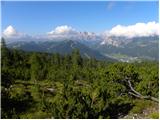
left=3, top=25, right=18, bottom=37
left=46, top=25, right=79, bottom=40
left=107, top=21, right=159, bottom=38
left=107, top=2, right=115, bottom=10
left=48, top=25, right=77, bottom=35
left=47, top=25, right=100, bottom=41
left=3, top=25, right=26, bottom=39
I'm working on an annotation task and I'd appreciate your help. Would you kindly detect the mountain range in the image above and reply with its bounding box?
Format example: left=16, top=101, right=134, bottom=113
left=6, top=35, right=159, bottom=62
left=7, top=40, right=115, bottom=61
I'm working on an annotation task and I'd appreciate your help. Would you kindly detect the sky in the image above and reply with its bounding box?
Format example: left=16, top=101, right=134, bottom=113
left=1, top=1, right=159, bottom=35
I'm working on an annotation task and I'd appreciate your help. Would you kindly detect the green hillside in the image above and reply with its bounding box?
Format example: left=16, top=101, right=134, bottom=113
left=1, top=38, right=159, bottom=119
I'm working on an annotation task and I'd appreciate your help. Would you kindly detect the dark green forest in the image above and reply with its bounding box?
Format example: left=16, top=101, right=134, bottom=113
left=1, top=38, right=159, bottom=119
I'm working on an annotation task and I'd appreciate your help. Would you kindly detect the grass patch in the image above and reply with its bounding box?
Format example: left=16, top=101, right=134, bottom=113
left=130, top=99, right=153, bottom=114
left=148, top=112, right=159, bottom=119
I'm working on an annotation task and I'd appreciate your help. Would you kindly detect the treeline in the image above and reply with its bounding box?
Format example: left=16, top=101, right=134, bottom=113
left=1, top=38, right=159, bottom=118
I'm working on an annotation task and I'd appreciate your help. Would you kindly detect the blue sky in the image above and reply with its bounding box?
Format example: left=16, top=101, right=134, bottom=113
left=2, top=1, right=158, bottom=34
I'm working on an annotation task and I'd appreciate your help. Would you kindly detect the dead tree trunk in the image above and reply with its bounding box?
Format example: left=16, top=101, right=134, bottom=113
left=127, top=80, right=158, bottom=103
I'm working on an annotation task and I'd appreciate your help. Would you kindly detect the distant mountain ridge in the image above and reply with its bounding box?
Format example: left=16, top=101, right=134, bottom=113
left=7, top=40, right=115, bottom=61
left=95, top=36, right=159, bottom=61
left=6, top=35, right=158, bottom=62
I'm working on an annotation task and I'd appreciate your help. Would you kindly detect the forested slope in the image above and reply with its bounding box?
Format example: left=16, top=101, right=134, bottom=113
left=1, top=38, right=159, bottom=119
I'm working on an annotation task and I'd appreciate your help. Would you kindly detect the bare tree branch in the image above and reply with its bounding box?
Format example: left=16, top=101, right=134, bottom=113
left=150, top=96, right=159, bottom=102
left=128, top=92, right=141, bottom=98
left=127, top=79, right=158, bottom=103
left=128, top=80, right=142, bottom=96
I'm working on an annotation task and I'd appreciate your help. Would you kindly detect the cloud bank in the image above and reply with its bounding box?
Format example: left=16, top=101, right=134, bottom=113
left=2, top=21, right=159, bottom=43
left=107, top=21, right=159, bottom=38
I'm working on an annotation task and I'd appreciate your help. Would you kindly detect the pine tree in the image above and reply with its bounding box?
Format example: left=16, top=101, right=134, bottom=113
left=30, top=53, right=41, bottom=83
left=1, top=38, right=11, bottom=68
left=72, top=49, right=82, bottom=68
